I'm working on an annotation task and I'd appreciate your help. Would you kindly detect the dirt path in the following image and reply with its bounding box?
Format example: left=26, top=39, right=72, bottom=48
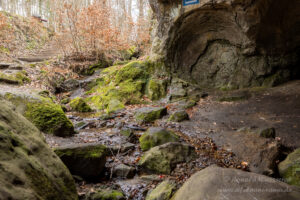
left=180, top=81, right=300, bottom=150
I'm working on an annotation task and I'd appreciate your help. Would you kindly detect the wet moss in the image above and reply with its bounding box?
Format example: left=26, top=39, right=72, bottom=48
left=25, top=102, right=75, bottom=137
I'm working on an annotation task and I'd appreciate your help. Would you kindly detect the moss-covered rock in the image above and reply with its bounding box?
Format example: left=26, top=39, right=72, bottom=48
left=107, top=99, right=125, bottom=114
left=146, top=79, right=167, bottom=100
left=69, top=97, right=92, bottom=112
left=0, top=70, right=30, bottom=85
left=85, top=189, right=125, bottom=200
left=85, top=61, right=151, bottom=111
left=61, top=97, right=71, bottom=104
left=0, top=99, right=78, bottom=200
left=139, top=127, right=179, bottom=151
left=279, top=148, right=300, bottom=186
left=54, top=144, right=107, bottom=180
left=146, top=180, right=176, bottom=200
left=139, top=142, right=196, bottom=174
left=25, top=102, right=75, bottom=137
left=135, top=107, right=167, bottom=123
left=168, top=110, right=189, bottom=122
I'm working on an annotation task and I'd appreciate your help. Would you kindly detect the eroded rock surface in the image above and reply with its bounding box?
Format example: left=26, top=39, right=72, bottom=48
left=150, top=0, right=300, bottom=88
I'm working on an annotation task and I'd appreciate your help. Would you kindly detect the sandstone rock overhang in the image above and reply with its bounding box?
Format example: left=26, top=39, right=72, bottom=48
left=150, top=0, right=300, bottom=88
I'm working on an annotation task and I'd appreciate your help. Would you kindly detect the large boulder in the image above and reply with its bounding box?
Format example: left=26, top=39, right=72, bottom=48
left=150, top=0, right=300, bottom=89
left=139, top=127, right=179, bottom=151
left=171, top=165, right=300, bottom=200
left=54, top=143, right=107, bottom=180
left=0, top=100, right=77, bottom=200
left=139, top=142, right=196, bottom=174
left=1, top=91, right=75, bottom=137
left=279, top=148, right=300, bottom=187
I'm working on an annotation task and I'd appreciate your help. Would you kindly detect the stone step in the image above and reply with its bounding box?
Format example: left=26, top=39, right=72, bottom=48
left=0, top=63, right=11, bottom=70
left=0, top=77, right=20, bottom=85
left=8, top=66, right=23, bottom=70
left=18, top=57, right=52, bottom=62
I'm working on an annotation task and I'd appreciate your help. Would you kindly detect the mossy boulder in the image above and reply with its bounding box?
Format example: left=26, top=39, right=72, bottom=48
left=0, top=99, right=78, bottom=200
left=139, top=127, right=179, bottom=151
left=54, top=144, right=107, bottom=180
left=168, top=110, right=189, bottom=122
left=25, top=102, right=75, bottom=137
left=146, top=180, right=176, bottom=200
left=135, top=107, right=167, bottom=123
left=146, top=79, right=167, bottom=100
left=107, top=99, right=125, bottom=114
left=139, top=142, right=196, bottom=174
left=85, top=189, right=125, bottom=200
left=69, top=97, right=92, bottom=112
left=278, top=148, right=300, bottom=186
left=85, top=61, right=150, bottom=111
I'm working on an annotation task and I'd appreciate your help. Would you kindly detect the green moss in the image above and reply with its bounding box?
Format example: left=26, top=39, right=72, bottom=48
left=135, top=107, right=167, bottom=123
left=69, top=97, right=92, bottom=112
left=89, top=189, right=125, bottom=200
left=115, top=61, right=147, bottom=83
left=139, top=128, right=179, bottom=151
left=106, top=99, right=125, bottom=114
left=279, top=148, right=300, bottom=186
left=55, top=145, right=107, bottom=159
left=0, top=71, right=30, bottom=85
left=168, top=110, right=189, bottom=122
left=85, top=61, right=152, bottom=111
left=146, top=79, right=167, bottom=100
left=25, top=102, right=75, bottom=137
left=61, top=98, right=71, bottom=104
left=146, top=181, right=176, bottom=200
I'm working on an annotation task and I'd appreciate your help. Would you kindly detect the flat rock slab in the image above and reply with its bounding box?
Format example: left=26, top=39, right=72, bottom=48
left=172, top=165, right=300, bottom=200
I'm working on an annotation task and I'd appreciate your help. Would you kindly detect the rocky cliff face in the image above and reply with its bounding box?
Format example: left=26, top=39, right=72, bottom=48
left=149, top=0, right=300, bottom=89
